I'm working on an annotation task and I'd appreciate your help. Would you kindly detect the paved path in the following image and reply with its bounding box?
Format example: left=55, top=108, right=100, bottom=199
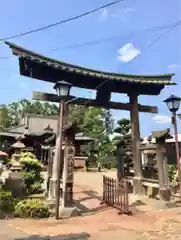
left=2, top=170, right=181, bottom=239
left=2, top=210, right=181, bottom=239
left=0, top=220, right=30, bottom=240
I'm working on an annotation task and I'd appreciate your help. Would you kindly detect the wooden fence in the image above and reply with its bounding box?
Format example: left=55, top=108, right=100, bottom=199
left=102, top=175, right=131, bottom=215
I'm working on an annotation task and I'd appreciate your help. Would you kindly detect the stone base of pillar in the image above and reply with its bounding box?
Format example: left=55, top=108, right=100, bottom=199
left=133, top=176, right=143, bottom=195
left=159, top=188, right=171, bottom=201
left=48, top=178, right=57, bottom=200
left=58, top=206, right=82, bottom=219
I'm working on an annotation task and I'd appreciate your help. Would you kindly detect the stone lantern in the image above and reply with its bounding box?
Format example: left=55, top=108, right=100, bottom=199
left=140, top=137, right=156, bottom=179
left=11, top=136, right=25, bottom=171
left=12, top=137, right=25, bottom=161
left=140, top=137, right=156, bottom=166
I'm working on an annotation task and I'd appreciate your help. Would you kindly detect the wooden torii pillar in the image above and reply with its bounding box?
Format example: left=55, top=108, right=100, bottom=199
left=129, top=93, right=143, bottom=194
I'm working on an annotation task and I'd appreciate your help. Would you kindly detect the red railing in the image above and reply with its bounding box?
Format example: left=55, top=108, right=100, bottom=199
left=102, top=175, right=131, bottom=215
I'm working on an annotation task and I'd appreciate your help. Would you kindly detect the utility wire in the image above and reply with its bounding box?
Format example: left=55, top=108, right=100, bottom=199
left=1, top=19, right=180, bottom=107
left=0, top=20, right=180, bottom=60
left=51, top=20, right=181, bottom=51
left=0, top=0, right=122, bottom=42
left=67, top=21, right=181, bottom=105
left=1, top=21, right=179, bottom=106
left=66, top=79, right=109, bottom=104
left=132, top=21, right=181, bottom=62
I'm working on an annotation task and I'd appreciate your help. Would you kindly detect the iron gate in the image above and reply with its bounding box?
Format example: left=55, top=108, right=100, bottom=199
left=102, top=175, right=131, bottom=215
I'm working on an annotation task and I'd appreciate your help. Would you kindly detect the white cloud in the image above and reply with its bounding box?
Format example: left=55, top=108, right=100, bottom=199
left=152, top=115, right=171, bottom=124
left=168, top=64, right=178, bottom=69
left=117, top=43, right=140, bottom=63
left=100, top=8, right=108, bottom=20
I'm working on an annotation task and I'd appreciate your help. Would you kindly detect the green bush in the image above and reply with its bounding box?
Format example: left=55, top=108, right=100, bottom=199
left=0, top=190, right=17, bottom=214
left=14, top=199, right=50, bottom=218
left=168, top=164, right=177, bottom=181
left=26, top=182, right=42, bottom=195
left=20, top=152, right=43, bottom=194
left=0, top=156, right=9, bottom=165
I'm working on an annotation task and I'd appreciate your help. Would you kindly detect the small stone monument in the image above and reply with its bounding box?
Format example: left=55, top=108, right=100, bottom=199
left=5, top=171, right=25, bottom=197
left=152, top=129, right=172, bottom=201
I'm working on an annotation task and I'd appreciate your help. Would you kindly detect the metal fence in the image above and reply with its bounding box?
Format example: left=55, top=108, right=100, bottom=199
left=102, top=175, right=131, bottom=215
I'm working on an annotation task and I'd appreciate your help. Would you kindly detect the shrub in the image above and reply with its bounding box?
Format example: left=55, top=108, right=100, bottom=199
left=0, top=156, right=9, bottom=165
left=20, top=152, right=43, bottom=194
left=14, top=199, right=50, bottom=218
left=0, top=190, right=17, bottom=214
left=168, top=164, right=177, bottom=182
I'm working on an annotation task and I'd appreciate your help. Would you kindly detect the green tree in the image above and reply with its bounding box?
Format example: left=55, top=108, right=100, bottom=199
left=7, top=99, right=59, bottom=126
left=114, top=118, right=131, bottom=136
left=0, top=105, right=12, bottom=130
left=71, top=105, right=115, bottom=167
left=113, top=118, right=132, bottom=173
left=8, top=101, right=22, bottom=125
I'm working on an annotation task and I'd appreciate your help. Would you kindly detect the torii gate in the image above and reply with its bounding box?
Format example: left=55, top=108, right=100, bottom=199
left=5, top=41, right=176, bottom=194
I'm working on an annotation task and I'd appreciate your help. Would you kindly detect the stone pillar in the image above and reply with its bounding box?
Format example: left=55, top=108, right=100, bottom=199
left=152, top=129, right=171, bottom=201
left=48, top=135, right=61, bottom=200
left=62, top=144, right=75, bottom=207
left=58, top=127, right=81, bottom=218
left=48, top=103, right=66, bottom=201
left=129, top=93, right=143, bottom=194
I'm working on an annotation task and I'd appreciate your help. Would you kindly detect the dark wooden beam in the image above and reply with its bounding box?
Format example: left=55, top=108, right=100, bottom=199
left=129, top=93, right=143, bottom=194
left=32, top=91, right=158, bottom=113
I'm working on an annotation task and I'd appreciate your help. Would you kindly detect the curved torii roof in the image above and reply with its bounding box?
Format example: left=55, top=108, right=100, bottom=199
left=5, top=41, right=176, bottom=95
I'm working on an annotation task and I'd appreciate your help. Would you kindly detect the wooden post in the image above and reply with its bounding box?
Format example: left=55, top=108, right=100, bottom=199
left=129, top=93, right=143, bottom=194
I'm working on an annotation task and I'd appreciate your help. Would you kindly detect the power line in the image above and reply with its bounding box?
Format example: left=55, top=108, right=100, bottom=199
left=0, top=0, right=122, bottom=42
left=1, top=20, right=180, bottom=60
left=0, top=56, right=13, bottom=60
left=0, top=20, right=180, bottom=103
left=66, top=79, right=109, bottom=104
left=51, top=20, right=181, bottom=51
left=131, top=21, right=181, bottom=62
left=69, top=21, right=181, bottom=105
left=1, top=21, right=180, bottom=108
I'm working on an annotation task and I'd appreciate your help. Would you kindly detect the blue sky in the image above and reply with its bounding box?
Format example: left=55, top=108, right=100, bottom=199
left=0, top=0, right=180, bottom=136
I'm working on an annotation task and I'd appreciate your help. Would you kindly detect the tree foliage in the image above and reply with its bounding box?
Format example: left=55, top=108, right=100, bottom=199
left=0, top=105, right=12, bottom=130
left=113, top=118, right=133, bottom=173
left=114, top=118, right=131, bottom=136
left=0, top=98, right=116, bottom=167
left=0, top=99, right=60, bottom=129
left=20, top=152, right=43, bottom=194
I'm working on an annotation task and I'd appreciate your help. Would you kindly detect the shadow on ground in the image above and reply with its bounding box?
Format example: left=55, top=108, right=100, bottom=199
left=14, top=232, right=90, bottom=240
left=74, top=189, right=110, bottom=216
